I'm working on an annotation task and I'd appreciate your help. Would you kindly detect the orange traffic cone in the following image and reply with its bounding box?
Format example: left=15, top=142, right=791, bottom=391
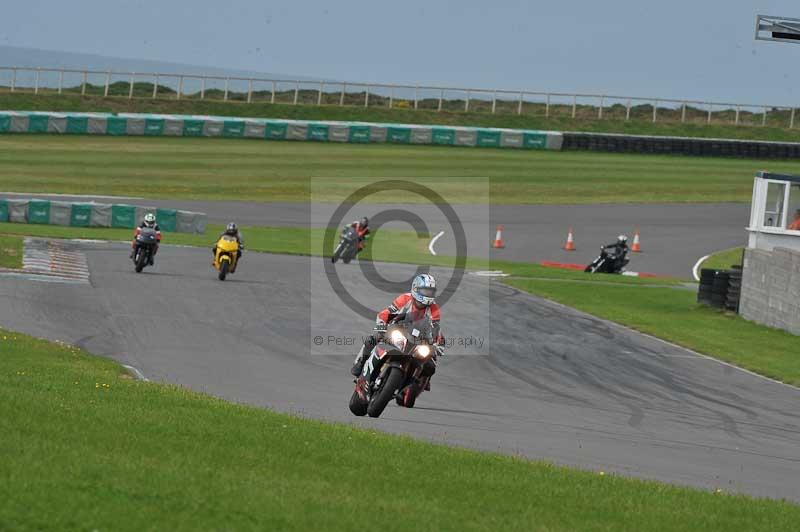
left=564, top=228, right=576, bottom=251
left=631, top=230, right=641, bottom=252
left=492, top=225, right=505, bottom=249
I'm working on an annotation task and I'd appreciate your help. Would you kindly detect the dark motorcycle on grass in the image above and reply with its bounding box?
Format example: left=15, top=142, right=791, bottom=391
left=132, top=227, right=158, bottom=273
left=331, top=225, right=359, bottom=264
left=349, top=314, right=439, bottom=418
left=585, top=246, right=629, bottom=274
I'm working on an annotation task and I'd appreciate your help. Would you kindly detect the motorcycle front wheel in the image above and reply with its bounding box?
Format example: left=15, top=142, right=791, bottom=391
left=367, top=367, right=405, bottom=418
left=349, top=390, right=368, bottom=417
left=219, top=259, right=229, bottom=281
left=134, top=250, right=147, bottom=273
left=332, top=244, right=342, bottom=263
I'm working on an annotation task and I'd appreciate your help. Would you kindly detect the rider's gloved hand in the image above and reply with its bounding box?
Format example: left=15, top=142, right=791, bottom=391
left=373, top=322, right=387, bottom=337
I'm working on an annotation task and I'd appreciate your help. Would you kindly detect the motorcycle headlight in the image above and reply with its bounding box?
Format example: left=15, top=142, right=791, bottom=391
left=389, top=330, right=407, bottom=351
left=415, top=345, right=431, bottom=359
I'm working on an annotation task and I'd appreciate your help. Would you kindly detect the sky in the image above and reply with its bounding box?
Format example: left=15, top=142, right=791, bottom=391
left=2, top=1, right=800, bottom=106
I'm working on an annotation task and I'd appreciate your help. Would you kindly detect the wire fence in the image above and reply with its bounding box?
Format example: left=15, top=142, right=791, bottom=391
left=0, top=66, right=797, bottom=128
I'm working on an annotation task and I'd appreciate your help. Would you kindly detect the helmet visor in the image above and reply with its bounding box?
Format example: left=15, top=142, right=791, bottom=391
left=417, top=286, right=436, bottom=298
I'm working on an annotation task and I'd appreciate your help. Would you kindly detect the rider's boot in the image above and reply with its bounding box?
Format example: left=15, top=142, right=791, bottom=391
left=350, top=344, right=369, bottom=376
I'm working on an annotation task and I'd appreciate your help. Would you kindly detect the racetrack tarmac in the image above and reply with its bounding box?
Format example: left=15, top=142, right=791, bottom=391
left=1, top=241, right=799, bottom=501
left=1, top=193, right=749, bottom=278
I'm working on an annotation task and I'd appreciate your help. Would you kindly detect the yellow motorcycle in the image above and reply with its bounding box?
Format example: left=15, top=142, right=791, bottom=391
left=213, top=235, right=240, bottom=281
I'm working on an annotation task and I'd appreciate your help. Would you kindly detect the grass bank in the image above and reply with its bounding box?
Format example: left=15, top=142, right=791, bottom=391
left=3, top=92, right=800, bottom=142
left=0, top=234, right=22, bottom=268
left=700, top=247, right=744, bottom=271
left=1, top=328, right=798, bottom=531
left=0, top=136, right=786, bottom=203
left=505, top=278, right=800, bottom=385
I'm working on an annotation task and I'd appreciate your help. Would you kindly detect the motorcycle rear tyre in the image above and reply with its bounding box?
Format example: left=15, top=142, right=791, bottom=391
left=367, top=367, right=404, bottom=418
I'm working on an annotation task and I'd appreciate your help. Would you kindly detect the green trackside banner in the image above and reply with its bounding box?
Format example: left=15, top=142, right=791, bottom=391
left=111, top=204, right=137, bottom=228
left=265, top=122, right=288, bottom=140
left=387, top=127, right=411, bottom=144
left=182, top=120, right=204, bottom=137
left=27, top=199, right=51, bottom=224
left=223, top=121, right=245, bottom=138
left=476, top=130, right=501, bottom=147
left=348, top=126, right=370, bottom=143
left=66, top=116, right=88, bottom=134
left=307, top=124, right=329, bottom=141
left=0, top=199, right=8, bottom=222
left=107, top=117, right=128, bottom=136
left=0, top=111, right=564, bottom=151
left=155, top=208, right=177, bottom=232
left=70, top=204, right=92, bottom=227
left=432, top=128, right=455, bottom=145
left=523, top=132, right=548, bottom=149
left=144, top=118, right=165, bottom=136
left=28, top=115, right=49, bottom=133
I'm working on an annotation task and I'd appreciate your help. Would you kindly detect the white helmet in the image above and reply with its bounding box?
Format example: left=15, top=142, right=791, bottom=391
left=143, top=213, right=156, bottom=227
left=617, top=234, right=628, bottom=244
left=411, top=273, right=437, bottom=307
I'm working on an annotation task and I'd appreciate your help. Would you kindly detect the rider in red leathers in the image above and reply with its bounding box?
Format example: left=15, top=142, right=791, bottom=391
left=130, top=213, right=161, bottom=265
left=351, top=274, right=444, bottom=391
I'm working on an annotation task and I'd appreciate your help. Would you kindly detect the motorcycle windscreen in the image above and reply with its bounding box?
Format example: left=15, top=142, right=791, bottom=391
left=137, top=228, right=158, bottom=242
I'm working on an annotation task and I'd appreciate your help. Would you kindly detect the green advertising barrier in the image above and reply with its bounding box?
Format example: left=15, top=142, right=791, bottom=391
left=155, top=208, right=177, bottom=232
left=107, top=117, right=128, bottom=136
left=348, top=125, right=370, bottom=143
left=0, top=114, right=10, bottom=133
left=28, top=115, right=49, bottom=133
left=307, top=123, right=329, bottom=141
left=432, top=128, right=456, bottom=145
left=523, top=132, right=547, bottom=149
left=144, top=118, right=165, bottom=136
left=66, top=116, right=88, bottom=134
left=111, top=204, right=137, bottom=228
left=265, top=122, right=288, bottom=140
left=387, top=127, right=411, bottom=144
left=0, top=199, right=8, bottom=222
left=223, top=121, right=245, bottom=138
left=70, top=203, right=92, bottom=227
left=28, top=199, right=51, bottom=224
left=182, top=120, right=204, bottom=137
left=476, top=130, right=501, bottom=147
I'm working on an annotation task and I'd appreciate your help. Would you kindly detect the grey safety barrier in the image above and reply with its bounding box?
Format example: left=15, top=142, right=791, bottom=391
left=0, top=111, right=563, bottom=151
left=0, top=197, right=206, bottom=234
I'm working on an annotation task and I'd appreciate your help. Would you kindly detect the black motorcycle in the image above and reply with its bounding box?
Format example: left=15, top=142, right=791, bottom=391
left=349, top=314, right=438, bottom=418
left=331, top=225, right=359, bottom=264
left=132, top=227, right=158, bottom=273
left=585, top=246, right=629, bottom=274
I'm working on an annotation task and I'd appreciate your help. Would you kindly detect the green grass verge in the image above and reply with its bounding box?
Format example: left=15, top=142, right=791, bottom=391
left=0, top=135, right=791, bottom=203
left=700, top=247, right=744, bottom=271
left=0, top=234, right=22, bottom=269
left=505, top=278, right=800, bottom=385
left=4, top=91, right=800, bottom=142
left=0, top=222, right=683, bottom=286
left=2, top=329, right=798, bottom=531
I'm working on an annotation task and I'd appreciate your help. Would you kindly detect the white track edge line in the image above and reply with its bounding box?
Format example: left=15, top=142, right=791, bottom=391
left=428, top=231, right=444, bottom=256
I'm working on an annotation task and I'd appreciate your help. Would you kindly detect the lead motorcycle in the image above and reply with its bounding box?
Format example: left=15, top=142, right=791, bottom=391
left=132, top=227, right=158, bottom=273
left=585, top=246, right=629, bottom=274
left=331, top=225, right=359, bottom=264
left=349, top=314, right=439, bottom=418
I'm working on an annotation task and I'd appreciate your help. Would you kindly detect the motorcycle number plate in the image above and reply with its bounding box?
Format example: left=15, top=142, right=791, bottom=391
left=412, top=328, right=420, bottom=338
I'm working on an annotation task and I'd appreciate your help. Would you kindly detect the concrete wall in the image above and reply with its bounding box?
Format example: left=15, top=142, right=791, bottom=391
left=740, top=247, right=800, bottom=334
